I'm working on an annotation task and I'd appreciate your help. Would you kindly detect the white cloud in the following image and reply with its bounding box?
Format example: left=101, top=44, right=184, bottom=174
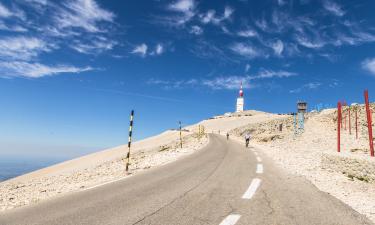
left=71, top=37, right=116, bottom=54
left=168, top=0, right=195, bottom=13
left=55, top=0, right=115, bottom=33
left=323, top=1, right=345, bottom=17
left=167, top=0, right=196, bottom=25
left=245, top=64, right=251, bottom=72
left=0, top=2, right=12, bottom=18
left=155, top=44, right=164, bottom=55
left=237, top=29, right=258, bottom=38
left=201, top=10, right=217, bottom=24
left=202, top=76, right=251, bottom=90
left=290, top=82, right=321, bottom=93
left=0, top=61, right=93, bottom=78
left=295, top=35, right=325, bottom=49
left=199, top=6, right=234, bottom=25
left=0, top=36, right=51, bottom=60
left=149, top=69, right=297, bottom=90
left=223, top=6, right=234, bottom=19
left=229, top=42, right=260, bottom=58
left=253, top=69, right=297, bottom=79
left=190, top=25, right=203, bottom=35
left=362, top=58, right=375, bottom=75
left=25, top=0, right=47, bottom=5
left=271, top=40, right=284, bottom=56
left=0, top=22, right=28, bottom=32
left=131, top=43, right=148, bottom=57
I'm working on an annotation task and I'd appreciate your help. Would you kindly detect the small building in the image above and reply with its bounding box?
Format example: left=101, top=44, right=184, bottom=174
left=297, top=101, right=307, bottom=113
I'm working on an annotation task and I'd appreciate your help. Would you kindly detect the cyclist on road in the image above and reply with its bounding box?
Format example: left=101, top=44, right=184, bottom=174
left=244, top=132, right=251, bottom=148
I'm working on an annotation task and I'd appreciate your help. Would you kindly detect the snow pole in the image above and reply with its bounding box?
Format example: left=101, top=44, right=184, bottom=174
left=364, top=90, right=374, bottom=157
left=349, top=106, right=351, bottom=135
left=126, top=110, right=135, bottom=172
left=355, top=108, right=358, bottom=139
left=337, top=102, right=342, bottom=153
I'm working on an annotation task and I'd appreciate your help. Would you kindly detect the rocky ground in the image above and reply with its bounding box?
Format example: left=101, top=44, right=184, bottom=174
left=0, top=132, right=208, bottom=211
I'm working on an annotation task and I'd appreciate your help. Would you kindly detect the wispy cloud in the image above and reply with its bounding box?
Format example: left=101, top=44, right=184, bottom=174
left=131, top=43, right=148, bottom=57
left=189, top=25, right=203, bottom=35
left=229, top=42, right=261, bottom=58
left=0, top=2, right=12, bottom=18
left=0, top=61, right=93, bottom=78
left=289, top=82, right=321, bottom=93
left=202, top=76, right=252, bottom=90
left=166, top=0, right=196, bottom=26
left=0, top=36, right=52, bottom=60
left=245, top=64, right=251, bottom=72
left=271, top=40, right=284, bottom=56
left=254, top=69, right=296, bottom=79
left=199, top=6, right=234, bottom=25
left=148, top=69, right=297, bottom=90
left=237, top=29, right=258, bottom=38
left=132, top=43, right=166, bottom=57
left=71, top=37, right=117, bottom=54
left=54, top=0, right=115, bottom=33
left=323, top=0, right=345, bottom=17
left=361, top=58, right=375, bottom=75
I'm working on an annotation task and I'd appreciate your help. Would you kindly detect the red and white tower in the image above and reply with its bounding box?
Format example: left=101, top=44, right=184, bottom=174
left=236, top=82, right=244, bottom=112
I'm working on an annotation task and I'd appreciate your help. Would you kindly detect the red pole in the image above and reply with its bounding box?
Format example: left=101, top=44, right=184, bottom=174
left=364, top=90, right=374, bottom=157
left=355, top=109, right=358, bottom=139
left=349, top=106, right=351, bottom=135
left=337, top=102, right=341, bottom=153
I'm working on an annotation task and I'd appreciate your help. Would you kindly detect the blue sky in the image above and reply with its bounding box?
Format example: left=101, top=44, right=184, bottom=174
left=0, top=0, right=375, bottom=159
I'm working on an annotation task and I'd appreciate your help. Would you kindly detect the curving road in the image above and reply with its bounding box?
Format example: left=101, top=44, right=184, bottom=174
left=0, top=135, right=373, bottom=225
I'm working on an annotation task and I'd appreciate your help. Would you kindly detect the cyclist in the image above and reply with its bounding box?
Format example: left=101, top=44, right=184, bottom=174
left=244, top=132, right=251, bottom=148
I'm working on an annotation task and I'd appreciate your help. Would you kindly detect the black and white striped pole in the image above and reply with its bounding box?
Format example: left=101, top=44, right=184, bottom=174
left=126, top=110, right=134, bottom=173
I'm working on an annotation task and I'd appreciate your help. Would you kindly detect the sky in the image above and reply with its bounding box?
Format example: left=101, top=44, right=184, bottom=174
left=0, top=0, right=375, bottom=159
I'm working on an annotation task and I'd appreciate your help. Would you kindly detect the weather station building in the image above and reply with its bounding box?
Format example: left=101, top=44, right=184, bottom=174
left=236, top=82, right=244, bottom=112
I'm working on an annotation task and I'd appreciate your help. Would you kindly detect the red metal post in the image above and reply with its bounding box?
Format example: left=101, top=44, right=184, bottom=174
left=337, top=102, right=341, bottom=153
left=364, top=90, right=374, bottom=157
left=349, top=106, right=351, bottom=135
left=355, top=109, right=358, bottom=139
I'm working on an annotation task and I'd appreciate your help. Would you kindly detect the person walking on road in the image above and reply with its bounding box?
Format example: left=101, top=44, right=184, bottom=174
left=244, top=132, right=251, bottom=148
left=226, top=132, right=229, bottom=140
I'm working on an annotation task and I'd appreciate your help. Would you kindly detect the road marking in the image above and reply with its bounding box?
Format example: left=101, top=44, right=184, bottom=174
left=254, top=151, right=258, bottom=156
left=219, top=214, right=241, bottom=225
left=84, top=176, right=130, bottom=191
left=242, top=178, right=261, bottom=199
left=256, top=164, right=264, bottom=174
left=256, top=156, right=262, bottom=162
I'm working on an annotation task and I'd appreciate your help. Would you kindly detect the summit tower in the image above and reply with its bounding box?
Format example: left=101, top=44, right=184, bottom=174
left=236, top=82, right=244, bottom=112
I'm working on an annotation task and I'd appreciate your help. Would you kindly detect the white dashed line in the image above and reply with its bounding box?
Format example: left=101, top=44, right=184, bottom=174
left=254, top=152, right=258, bottom=156
left=256, top=164, right=264, bottom=174
left=256, top=156, right=262, bottom=162
left=242, top=178, right=261, bottom=199
left=219, top=214, right=241, bottom=225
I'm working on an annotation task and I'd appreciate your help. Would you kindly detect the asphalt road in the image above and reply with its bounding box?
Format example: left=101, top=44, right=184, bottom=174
left=0, top=134, right=373, bottom=225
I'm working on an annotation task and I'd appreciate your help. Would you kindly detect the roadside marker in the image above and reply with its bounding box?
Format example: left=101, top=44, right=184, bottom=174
left=179, top=121, right=182, bottom=148
left=337, top=102, right=341, bottom=153
left=242, top=178, right=261, bottom=199
left=126, top=110, right=134, bottom=172
left=364, top=90, right=374, bottom=157
left=219, top=214, right=241, bottom=225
